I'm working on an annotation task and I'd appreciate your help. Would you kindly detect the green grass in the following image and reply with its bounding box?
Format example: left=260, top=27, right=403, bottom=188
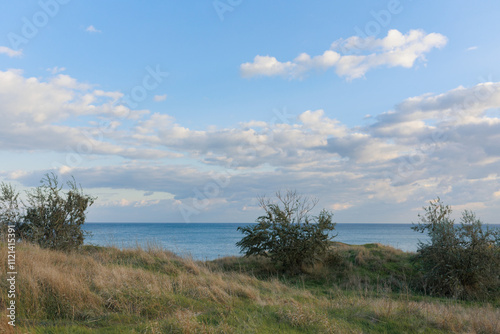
left=1, top=242, right=498, bottom=333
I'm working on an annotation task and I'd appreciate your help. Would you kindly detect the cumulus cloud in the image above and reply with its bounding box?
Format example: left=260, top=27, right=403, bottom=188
left=86, top=25, right=102, bottom=33
left=154, top=94, right=167, bottom=102
left=128, top=81, right=500, bottom=220
left=47, top=66, right=66, bottom=74
left=0, top=46, right=22, bottom=57
left=2, top=68, right=500, bottom=223
left=241, top=29, right=447, bottom=80
left=0, top=69, right=175, bottom=160
left=241, top=55, right=297, bottom=78
left=124, top=81, right=500, bottom=221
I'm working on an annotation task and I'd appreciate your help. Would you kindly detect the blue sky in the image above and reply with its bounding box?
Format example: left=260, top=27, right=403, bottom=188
left=1, top=0, right=500, bottom=223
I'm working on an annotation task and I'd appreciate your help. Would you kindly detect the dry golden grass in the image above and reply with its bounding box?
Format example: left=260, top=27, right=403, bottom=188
left=0, top=242, right=300, bottom=329
left=322, top=293, right=500, bottom=334
left=0, top=242, right=498, bottom=333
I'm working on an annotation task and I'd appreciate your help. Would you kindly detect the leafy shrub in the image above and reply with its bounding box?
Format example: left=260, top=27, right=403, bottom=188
left=0, top=182, right=23, bottom=239
left=412, top=198, right=500, bottom=300
left=236, top=190, right=336, bottom=273
left=0, top=173, right=96, bottom=251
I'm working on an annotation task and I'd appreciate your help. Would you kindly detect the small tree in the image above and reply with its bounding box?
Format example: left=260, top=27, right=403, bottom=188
left=236, top=190, right=336, bottom=273
left=412, top=198, right=500, bottom=299
left=0, top=173, right=96, bottom=251
left=0, top=183, right=23, bottom=240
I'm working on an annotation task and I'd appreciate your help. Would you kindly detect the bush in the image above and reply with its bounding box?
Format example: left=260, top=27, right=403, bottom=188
left=412, top=198, right=500, bottom=300
left=0, top=173, right=96, bottom=251
left=0, top=182, right=23, bottom=239
left=236, top=190, right=336, bottom=273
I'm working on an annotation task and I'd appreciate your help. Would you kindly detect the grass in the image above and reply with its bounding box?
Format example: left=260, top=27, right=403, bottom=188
left=0, top=241, right=498, bottom=333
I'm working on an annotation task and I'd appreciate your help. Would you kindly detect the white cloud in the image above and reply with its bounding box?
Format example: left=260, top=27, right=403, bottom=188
left=241, top=29, right=447, bottom=80
left=47, top=66, right=66, bottom=74
left=466, top=46, right=478, bottom=51
left=0, top=69, right=176, bottom=160
left=453, top=201, right=487, bottom=212
left=154, top=94, right=167, bottom=102
left=0, top=46, right=22, bottom=58
left=241, top=55, right=295, bottom=78
left=2, top=68, right=500, bottom=223
left=331, top=202, right=353, bottom=211
left=86, top=25, right=102, bottom=33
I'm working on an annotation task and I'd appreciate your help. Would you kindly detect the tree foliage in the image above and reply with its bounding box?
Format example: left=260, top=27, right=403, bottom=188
left=412, top=198, right=500, bottom=300
left=0, top=183, right=23, bottom=238
left=236, top=190, right=336, bottom=273
left=0, top=173, right=96, bottom=251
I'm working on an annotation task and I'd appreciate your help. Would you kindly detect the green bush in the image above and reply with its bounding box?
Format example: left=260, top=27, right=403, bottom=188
left=0, top=182, right=23, bottom=239
left=0, top=173, right=96, bottom=251
left=412, top=198, right=500, bottom=300
left=236, top=190, right=336, bottom=273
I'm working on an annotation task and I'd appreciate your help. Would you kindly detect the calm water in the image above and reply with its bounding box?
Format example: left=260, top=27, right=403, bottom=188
left=83, top=223, right=437, bottom=260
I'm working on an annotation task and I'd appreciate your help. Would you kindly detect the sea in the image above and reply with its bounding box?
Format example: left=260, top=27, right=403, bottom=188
left=83, top=223, right=500, bottom=261
left=82, top=223, right=437, bottom=261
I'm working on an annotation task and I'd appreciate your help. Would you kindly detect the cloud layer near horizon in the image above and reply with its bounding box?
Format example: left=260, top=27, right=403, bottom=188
left=1, top=69, right=500, bottom=223
left=240, top=29, right=447, bottom=80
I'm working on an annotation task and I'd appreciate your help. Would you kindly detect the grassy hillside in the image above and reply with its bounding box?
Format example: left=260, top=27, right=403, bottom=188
left=1, top=242, right=498, bottom=333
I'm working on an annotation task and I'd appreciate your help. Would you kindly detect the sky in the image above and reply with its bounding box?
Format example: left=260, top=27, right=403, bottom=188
left=1, top=0, right=500, bottom=223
